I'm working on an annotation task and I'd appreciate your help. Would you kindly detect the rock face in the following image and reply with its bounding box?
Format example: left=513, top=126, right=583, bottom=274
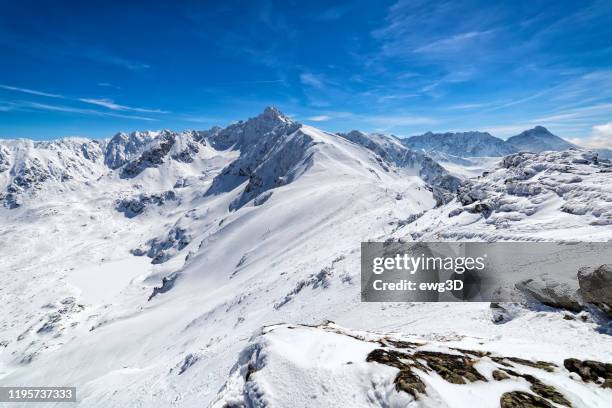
left=120, top=132, right=176, bottom=178
left=103, top=131, right=157, bottom=169
left=204, top=109, right=305, bottom=210
left=506, top=126, right=576, bottom=153
left=578, top=264, right=612, bottom=317
left=208, top=106, right=299, bottom=151
left=403, top=131, right=515, bottom=157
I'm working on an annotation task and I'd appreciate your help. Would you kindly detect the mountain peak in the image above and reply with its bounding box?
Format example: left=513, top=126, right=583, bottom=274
left=520, top=125, right=553, bottom=136
left=506, top=126, right=575, bottom=153
left=258, top=106, right=292, bottom=124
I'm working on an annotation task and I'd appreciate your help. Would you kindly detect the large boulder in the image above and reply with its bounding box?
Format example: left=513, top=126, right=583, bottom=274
left=578, top=264, right=612, bottom=317
left=515, top=276, right=582, bottom=312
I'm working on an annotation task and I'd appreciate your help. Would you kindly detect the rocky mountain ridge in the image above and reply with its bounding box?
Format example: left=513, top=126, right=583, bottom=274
left=403, top=126, right=579, bottom=157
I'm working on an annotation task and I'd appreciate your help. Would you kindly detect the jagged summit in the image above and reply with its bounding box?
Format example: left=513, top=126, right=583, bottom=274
left=258, top=106, right=293, bottom=124
left=204, top=106, right=300, bottom=152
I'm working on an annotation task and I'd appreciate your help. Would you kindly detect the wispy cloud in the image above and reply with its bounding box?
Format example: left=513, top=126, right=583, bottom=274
left=300, top=72, right=326, bottom=89
left=14, top=101, right=157, bottom=121
left=306, top=115, right=331, bottom=122
left=0, top=83, right=168, bottom=117
left=0, top=84, right=64, bottom=99
left=97, top=82, right=121, bottom=89
left=413, top=30, right=494, bottom=54
left=447, top=102, right=494, bottom=110
left=312, top=5, right=353, bottom=21
left=78, top=98, right=169, bottom=113
left=81, top=49, right=150, bottom=71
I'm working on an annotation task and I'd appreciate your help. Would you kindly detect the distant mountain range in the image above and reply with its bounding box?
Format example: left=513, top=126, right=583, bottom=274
left=402, top=125, right=579, bottom=157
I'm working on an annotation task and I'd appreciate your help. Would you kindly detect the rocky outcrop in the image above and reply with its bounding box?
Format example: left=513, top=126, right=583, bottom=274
left=450, top=150, right=612, bottom=224
left=116, top=191, right=178, bottom=218
left=132, top=226, right=191, bottom=264
left=120, top=132, right=176, bottom=178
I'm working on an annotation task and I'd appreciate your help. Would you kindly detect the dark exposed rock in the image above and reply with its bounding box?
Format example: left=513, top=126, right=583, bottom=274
left=148, top=273, right=179, bottom=301
left=133, top=227, right=191, bottom=264
left=492, top=370, right=510, bottom=381
left=171, top=140, right=200, bottom=163
left=121, top=132, right=175, bottom=178
left=366, top=349, right=428, bottom=399
left=503, top=357, right=557, bottom=373
left=564, top=358, right=612, bottom=387
left=501, top=368, right=571, bottom=406
left=395, top=369, right=427, bottom=398
left=116, top=191, right=177, bottom=218
left=414, top=350, right=487, bottom=384
left=500, top=391, right=554, bottom=408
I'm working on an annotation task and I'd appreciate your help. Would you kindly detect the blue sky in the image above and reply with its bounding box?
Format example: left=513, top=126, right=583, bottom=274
left=1, top=0, right=611, bottom=147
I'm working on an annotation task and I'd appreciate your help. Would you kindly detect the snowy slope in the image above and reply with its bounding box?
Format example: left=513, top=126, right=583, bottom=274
left=0, top=109, right=610, bottom=407
left=214, top=322, right=612, bottom=408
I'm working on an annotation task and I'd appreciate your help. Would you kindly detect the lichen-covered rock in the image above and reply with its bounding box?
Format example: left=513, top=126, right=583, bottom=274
left=564, top=358, right=612, bottom=387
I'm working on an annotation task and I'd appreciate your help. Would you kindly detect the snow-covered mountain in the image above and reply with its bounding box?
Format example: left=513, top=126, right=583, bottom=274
left=0, top=109, right=610, bottom=408
left=505, top=126, right=576, bottom=153
left=397, top=149, right=612, bottom=241
left=403, top=131, right=515, bottom=157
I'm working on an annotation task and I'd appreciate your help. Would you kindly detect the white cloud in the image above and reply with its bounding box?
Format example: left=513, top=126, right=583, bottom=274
left=568, top=122, right=612, bottom=149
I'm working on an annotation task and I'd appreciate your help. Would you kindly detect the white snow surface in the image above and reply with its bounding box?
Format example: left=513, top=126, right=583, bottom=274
left=0, top=108, right=610, bottom=407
